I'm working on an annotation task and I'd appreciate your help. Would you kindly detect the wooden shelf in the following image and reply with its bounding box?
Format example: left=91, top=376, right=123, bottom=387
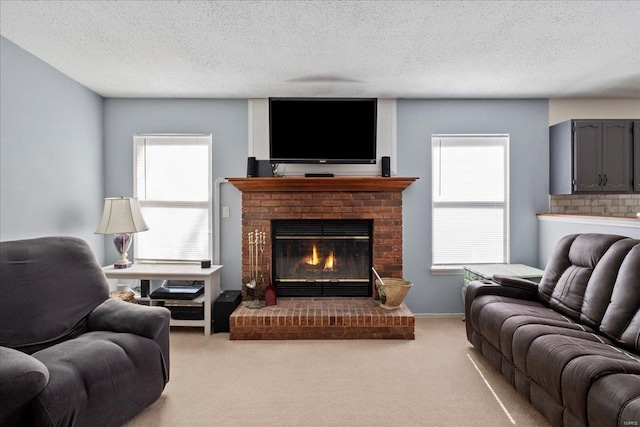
left=226, top=176, right=418, bottom=192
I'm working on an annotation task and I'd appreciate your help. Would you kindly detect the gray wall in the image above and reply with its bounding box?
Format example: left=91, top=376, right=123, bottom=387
left=1, top=37, right=551, bottom=313
left=0, top=37, right=104, bottom=260
left=103, top=99, right=549, bottom=312
left=103, top=99, right=247, bottom=290
left=397, top=99, right=550, bottom=313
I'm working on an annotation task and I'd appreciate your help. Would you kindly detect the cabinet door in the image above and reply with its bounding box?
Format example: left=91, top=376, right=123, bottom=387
left=635, top=121, right=640, bottom=193
left=573, top=121, right=602, bottom=192
left=602, top=121, right=631, bottom=192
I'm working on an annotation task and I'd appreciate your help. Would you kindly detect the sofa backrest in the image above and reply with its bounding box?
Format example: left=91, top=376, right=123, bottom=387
left=538, top=234, right=626, bottom=322
left=538, top=233, right=640, bottom=352
left=599, top=243, right=640, bottom=353
left=0, top=236, right=109, bottom=353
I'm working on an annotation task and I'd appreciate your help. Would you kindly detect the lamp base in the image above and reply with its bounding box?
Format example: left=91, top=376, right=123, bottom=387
left=114, top=260, right=133, bottom=269
left=113, top=233, right=133, bottom=269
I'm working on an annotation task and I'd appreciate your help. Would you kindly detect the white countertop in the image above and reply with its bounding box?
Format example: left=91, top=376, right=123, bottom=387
left=537, top=213, right=640, bottom=228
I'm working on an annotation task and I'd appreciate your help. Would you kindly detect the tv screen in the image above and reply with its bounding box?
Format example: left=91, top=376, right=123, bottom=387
left=269, top=98, right=377, bottom=164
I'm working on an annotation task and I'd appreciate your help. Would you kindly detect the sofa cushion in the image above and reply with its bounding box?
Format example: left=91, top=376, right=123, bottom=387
left=525, top=334, right=640, bottom=425
left=588, top=374, right=640, bottom=427
left=0, top=237, right=109, bottom=353
left=31, top=331, right=165, bottom=427
left=511, top=324, right=612, bottom=374
left=564, top=355, right=640, bottom=426
left=470, top=295, right=584, bottom=361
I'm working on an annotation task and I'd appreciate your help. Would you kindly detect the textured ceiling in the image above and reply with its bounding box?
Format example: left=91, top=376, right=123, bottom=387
left=1, top=1, right=639, bottom=99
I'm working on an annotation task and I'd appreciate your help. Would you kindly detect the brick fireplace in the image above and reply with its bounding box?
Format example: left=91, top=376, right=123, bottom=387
left=227, top=177, right=418, bottom=300
left=227, top=177, right=418, bottom=340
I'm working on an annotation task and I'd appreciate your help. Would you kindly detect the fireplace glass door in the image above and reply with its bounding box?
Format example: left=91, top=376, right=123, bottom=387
left=272, top=220, right=373, bottom=297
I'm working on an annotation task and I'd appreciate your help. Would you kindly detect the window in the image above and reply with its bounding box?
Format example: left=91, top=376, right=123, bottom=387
left=133, top=134, right=212, bottom=262
left=431, top=135, right=509, bottom=270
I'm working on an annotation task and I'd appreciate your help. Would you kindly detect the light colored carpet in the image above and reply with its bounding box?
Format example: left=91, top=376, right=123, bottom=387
left=126, top=317, right=550, bottom=427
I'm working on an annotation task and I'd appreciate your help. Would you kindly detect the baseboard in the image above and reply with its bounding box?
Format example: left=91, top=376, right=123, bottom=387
left=413, top=313, right=464, bottom=319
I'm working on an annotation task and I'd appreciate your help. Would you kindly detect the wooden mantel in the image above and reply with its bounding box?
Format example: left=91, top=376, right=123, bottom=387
left=226, top=176, right=418, bottom=192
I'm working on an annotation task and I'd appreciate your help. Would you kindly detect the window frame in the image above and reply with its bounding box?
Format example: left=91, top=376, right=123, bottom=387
left=430, top=134, right=510, bottom=274
left=133, top=133, right=213, bottom=263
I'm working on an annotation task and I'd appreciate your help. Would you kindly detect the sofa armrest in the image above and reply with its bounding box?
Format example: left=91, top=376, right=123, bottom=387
left=465, top=278, right=538, bottom=304
left=464, top=278, right=539, bottom=321
left=0, top=346, right=49, bottom=425
left=492, top=275, right=539, bottom=293
left=88, top=299, right=169, bottom=339
left=87, top=299, right=171, bottom=381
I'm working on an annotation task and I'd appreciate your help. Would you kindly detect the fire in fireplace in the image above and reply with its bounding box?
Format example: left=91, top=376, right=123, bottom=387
left=271, top=219, right=373, bottom=297
left=302, top=244, right=335, bottom=270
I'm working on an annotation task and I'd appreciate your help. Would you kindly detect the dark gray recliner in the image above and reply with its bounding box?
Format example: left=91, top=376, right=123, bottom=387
left=0, top=236, right=171, bottom=426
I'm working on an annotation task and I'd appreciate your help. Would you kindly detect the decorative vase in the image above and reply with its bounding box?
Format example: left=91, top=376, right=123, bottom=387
left=375, top=278, right=412, bottom=310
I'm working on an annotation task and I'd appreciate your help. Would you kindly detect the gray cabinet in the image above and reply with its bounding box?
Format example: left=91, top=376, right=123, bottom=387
left=550, top=119, right=633, bottom=194
left=635, top=121, right=640, bottom=193
left=601, top=121, right=632, bottom=192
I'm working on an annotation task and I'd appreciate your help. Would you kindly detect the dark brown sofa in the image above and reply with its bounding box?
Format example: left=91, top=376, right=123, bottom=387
left=465, top=233, right=640, bottom=427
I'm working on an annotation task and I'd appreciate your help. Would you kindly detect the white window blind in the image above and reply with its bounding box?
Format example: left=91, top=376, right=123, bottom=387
left=432, top=135, right=510, bottom=268
left=133, top=134, right=212, bottom=262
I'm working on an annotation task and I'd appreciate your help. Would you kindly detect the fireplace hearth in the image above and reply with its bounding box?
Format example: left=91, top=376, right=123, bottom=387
left=272, top=219, right=373, bottom=297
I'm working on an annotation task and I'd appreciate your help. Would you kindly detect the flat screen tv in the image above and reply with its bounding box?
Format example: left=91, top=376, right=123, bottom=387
left=269, top=98, right=377, bottom=164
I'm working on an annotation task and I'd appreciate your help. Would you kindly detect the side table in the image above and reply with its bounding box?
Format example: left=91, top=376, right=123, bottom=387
left=462, top=263, right=544, bottom=303
left=103, top=263, right=223, bottom=336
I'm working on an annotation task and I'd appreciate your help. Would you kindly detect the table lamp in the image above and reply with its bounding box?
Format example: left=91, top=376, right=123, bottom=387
left=96, top=197, right=149, bottom=269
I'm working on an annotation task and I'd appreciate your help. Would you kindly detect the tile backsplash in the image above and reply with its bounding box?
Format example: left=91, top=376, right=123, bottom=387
left=549, top=194, right=640, bottom=217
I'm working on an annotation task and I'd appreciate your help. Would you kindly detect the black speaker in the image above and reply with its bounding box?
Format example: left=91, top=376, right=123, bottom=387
left=213, top=290, right=242, bottom=332
left=257, top=160, right=273, bottom=177
left=381, top=156, right=391, bottom=177
left=247, top=157, right=257, bottom=177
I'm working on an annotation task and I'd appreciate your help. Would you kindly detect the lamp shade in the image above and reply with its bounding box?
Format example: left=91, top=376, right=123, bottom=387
left=95, top=197, right=149, bottom=234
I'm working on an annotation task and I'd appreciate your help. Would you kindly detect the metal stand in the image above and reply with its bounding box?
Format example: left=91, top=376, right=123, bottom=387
left=246, top=229, right=265, bottom=309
